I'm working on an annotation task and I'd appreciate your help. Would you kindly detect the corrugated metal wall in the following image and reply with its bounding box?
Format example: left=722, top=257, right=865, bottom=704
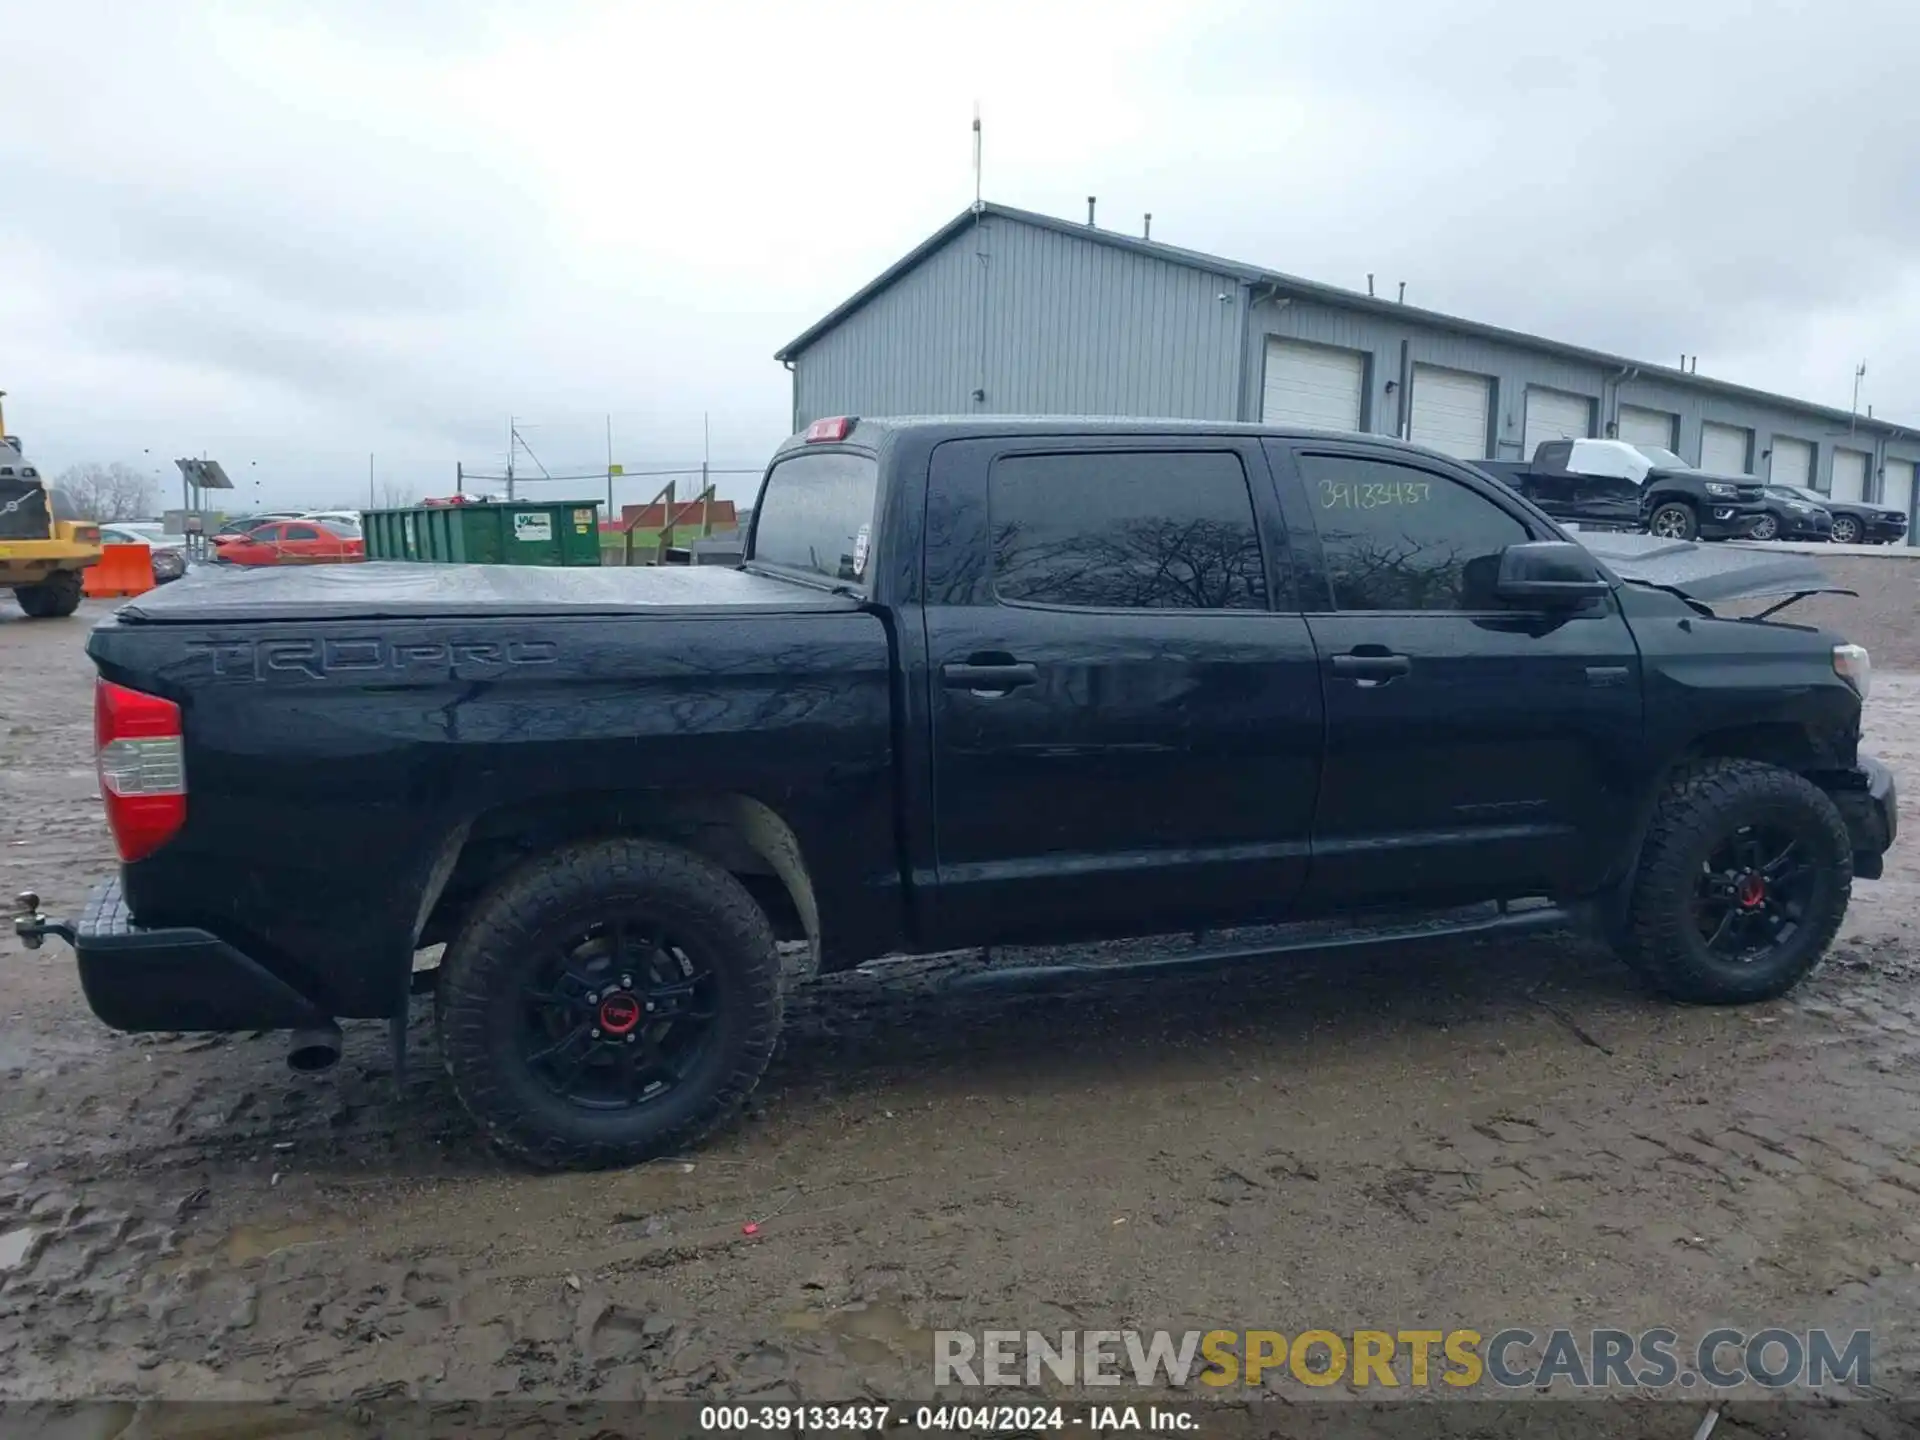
left=1246, top=296, right=1920, bottom=501
left=792, top=216, right=1244, bottom=427
left=791, top=215, right=1920, bottom=524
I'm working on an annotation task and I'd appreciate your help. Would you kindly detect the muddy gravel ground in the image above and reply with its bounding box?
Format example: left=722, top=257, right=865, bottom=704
left=5, top=598, right=1920, bottom=1435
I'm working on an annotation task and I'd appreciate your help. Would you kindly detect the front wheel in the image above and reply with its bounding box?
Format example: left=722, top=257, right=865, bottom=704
left=13, top=570, right=84, bottom=618
left=1748, top=514, right=1779, bottom=541
left=1648, top=502, right=1698, bottom=541
left=1830, top=515, right=1861, bottom=545
left=1617, top=759, right=1851, bottom=1004
left=438, top=838, right=784, bottom=1169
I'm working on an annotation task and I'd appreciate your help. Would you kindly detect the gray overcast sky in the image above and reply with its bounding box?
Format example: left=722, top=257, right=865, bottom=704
left=4, top=0, right=1915, bottom=510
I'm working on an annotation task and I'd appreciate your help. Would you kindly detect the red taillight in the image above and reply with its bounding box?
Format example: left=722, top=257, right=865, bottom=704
left=804, top=416, right=856, bottom=443
left=94, top=680, right=186, bottom=862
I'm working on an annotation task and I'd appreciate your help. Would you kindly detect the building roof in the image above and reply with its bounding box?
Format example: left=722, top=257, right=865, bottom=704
left=776, top=202, right=1916, bottom=438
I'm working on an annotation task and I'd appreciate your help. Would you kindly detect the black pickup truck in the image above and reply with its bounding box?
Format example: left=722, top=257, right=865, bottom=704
left=1477, top=438, right=1772, bottom=541
left=17, top=418, right=1897, bottom=1169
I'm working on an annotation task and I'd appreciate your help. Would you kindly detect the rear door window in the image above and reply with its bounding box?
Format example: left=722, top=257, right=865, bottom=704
left=988, top=451, right=1268, bottom=610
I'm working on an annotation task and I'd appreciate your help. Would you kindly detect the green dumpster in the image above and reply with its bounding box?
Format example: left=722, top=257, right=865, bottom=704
left=362, top=501, right=602, bottom=566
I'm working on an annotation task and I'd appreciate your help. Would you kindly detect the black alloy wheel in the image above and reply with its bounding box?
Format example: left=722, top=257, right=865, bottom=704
left=519, top=916, right=719, bottom=1110
left=1693, top=824, right=1819, bottom=964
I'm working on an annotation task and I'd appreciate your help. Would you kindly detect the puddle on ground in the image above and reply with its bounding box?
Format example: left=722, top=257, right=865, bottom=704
left=782, top=1301, right=933, bottom=1369
left=216, top=1221, right=343, bottom=1266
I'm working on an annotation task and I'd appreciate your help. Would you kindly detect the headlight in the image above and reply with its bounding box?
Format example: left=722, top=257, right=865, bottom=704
left=1788, top=502, right=1812, bottom=513
left=1834, top=643, right=1872, bottom=701
left=1704, top=482, right=1738, bottom=498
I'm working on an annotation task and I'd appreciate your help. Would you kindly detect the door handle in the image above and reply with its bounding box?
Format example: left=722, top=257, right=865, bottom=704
left=942, top=660, right=1038, bottom=694
left=1331, top=651, right=1411, bottom=686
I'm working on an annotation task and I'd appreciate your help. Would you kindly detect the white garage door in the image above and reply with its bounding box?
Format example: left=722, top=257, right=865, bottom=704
left=1409, top=365, right=1492, bottom=459
left=1618, top=405, right=1677, bottom=452
left=1701, top=422, right=1752, bottom=475
left=1884, top=459, right=1916, bottom=542
left=1261, top=339, right=1365, bottom=431
left=1523, top=389, right=1594, bottom=457
left=1831, top=448, right=1869, bottom=504
left=1769, top=436, right=1814, bottom=488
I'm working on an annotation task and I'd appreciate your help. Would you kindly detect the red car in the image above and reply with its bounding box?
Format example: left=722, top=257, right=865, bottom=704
left=212, top=519, right=365, bottom=567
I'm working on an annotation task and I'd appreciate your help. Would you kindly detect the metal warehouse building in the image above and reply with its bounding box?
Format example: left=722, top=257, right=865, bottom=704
left=776, top=202, right=1920, bottom=536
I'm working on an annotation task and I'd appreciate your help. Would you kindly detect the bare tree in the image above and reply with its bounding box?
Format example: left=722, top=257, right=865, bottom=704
left=374, top=479, right=417, bottom=510
left=54, top=463, right=158, bottom=522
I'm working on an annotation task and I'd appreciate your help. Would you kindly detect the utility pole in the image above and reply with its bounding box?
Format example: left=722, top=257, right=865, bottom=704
left=368, top=453, right=375, bottom=509
left=1852, top=362, right=1867, bottom=435
left=506, top=415, right=516, bottom=502
left=605, top=413, right=615, bottom=523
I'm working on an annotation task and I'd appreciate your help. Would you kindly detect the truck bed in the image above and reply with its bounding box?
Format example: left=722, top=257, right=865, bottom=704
left=112, top=560, right=860, bottom=624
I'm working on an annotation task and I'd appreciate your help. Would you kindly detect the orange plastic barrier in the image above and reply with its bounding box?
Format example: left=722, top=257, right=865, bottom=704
left=82, top=543, right=155, bottom=598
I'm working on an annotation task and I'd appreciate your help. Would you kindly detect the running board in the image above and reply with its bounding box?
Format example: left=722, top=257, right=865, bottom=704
left=945, top=902, right=1585, bottom=994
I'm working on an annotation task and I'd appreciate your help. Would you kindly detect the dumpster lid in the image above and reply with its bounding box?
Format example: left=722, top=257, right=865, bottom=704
left=114, top=560, right=862, bottom=623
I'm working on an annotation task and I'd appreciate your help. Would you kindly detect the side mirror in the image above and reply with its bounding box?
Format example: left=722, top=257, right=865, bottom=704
left=1494, top=541, right=1611, bottom=605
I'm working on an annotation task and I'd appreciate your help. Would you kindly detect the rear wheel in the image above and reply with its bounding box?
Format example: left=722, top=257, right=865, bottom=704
left=1617, top=759, right=1851, bottom=1004
left=13, top=571, right=83, bottom=618
left=437, top=838, right=783, bottom=1170
left=1648, top=502, right=1698, bottom=541
left=1830, top=515, right=1861, bottom=544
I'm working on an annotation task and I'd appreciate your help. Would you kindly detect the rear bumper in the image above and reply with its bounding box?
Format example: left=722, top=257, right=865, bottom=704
left=1829, top=755, right=1898, bottom=880
left=25, top=879, right=328, bottom=1032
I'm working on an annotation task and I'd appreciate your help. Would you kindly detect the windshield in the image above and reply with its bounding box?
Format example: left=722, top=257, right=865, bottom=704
left=1769, top=485, right=1828, bottom=505
left=749, top=449, right=879, bottom=587
left=1632, top=445, right=1690, bottom=470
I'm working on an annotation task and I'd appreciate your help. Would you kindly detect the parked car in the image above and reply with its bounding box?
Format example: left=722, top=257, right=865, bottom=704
left=1477, top=439, right=1771, bottom=541
left=213, top=511, right=304, bottom=537
left=300, top=509, right=363, bottom=531
left=209, top=518, right=365, bottom=566
left=1752, top=487, right=1835, bottom=542
left=16, top=416, right=1896, bottom=1170
left=98, top=523, right=187, bottom=583
left=1765, top=484, right=1909, bottom=546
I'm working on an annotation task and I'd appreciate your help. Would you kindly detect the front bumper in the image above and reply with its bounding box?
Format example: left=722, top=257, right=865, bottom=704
left=1696, top=505, right=1772, bottom=541
left=1828, top=755, right=1898, bottom=880
left=14, top=878, right=328, bottom=1031
left=1862, top=516, right=1910, bottom=544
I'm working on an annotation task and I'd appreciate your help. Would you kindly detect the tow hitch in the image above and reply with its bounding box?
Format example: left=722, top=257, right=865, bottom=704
left=13, top=891, right=74, bottom=950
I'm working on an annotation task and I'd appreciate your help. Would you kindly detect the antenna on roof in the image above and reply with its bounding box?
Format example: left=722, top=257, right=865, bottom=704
left=971, top=103, right=984, bottom=214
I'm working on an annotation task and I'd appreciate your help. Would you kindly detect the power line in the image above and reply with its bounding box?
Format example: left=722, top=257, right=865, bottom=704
left=461, top=466, right=762, bottom=483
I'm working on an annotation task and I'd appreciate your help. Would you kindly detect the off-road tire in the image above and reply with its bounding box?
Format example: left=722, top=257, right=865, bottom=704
left=438, top=838, right=783, bottom=1169
left=1830, top=515, right=1861, bottom=545
left=1647, top=502, right=1698, bottom=542
left=1617, top=758, right=1851, bottom=1004
left=13, top=571, right=84, bottom=618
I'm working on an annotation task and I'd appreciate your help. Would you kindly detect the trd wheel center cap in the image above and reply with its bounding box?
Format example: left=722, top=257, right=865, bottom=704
left=598, top=994, right=642, bottom=1035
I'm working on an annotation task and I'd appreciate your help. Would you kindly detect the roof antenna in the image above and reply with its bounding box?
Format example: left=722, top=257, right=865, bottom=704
left=1087, top=195, right=1097, bottom=227
left=970, top=103, right=984, bottom=214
